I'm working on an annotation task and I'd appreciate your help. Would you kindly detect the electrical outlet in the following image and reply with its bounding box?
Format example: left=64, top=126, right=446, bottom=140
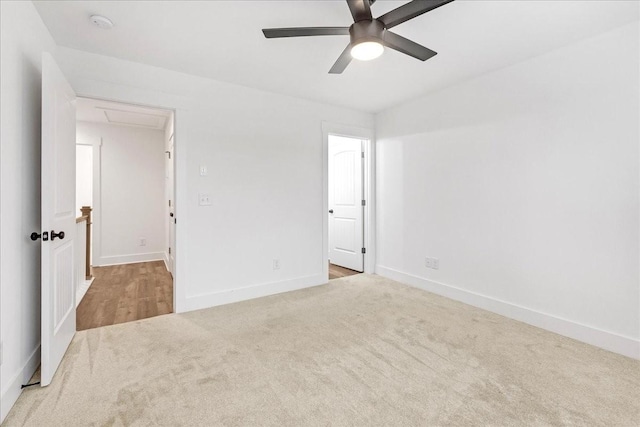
left=140, top=237, right=146, bottom=246
left=425, top=257, right=440, bottom=270
left=198, top=193, right=212, bottom=206
left=199, top=166, right=208, bottom=176
left=273, top=259, right=280, bottom=270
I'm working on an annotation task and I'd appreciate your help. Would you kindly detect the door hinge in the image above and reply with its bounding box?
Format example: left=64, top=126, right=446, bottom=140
left=361, top=151, right=364, bottom=158
left=361, top=200, right=366, bottom=206
left=361, top=248, right=366, bottom=254
left=168, top=247, right=171, bottom=255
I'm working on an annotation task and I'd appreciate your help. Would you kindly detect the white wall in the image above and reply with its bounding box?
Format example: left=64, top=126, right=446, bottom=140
left=375, top=22, right=640, bottom=359
left=76, top=121, right=166, bottom=266
left=0, top=1, right=57, bottom=422
left=75, top=144, right=93, bottom=216
left=54, top=47, right=374, bottom=313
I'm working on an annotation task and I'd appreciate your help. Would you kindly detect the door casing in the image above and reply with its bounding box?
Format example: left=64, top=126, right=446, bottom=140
left=328, top=135, right=364, bottom=271
left=322, top=122, right=375, bottom=278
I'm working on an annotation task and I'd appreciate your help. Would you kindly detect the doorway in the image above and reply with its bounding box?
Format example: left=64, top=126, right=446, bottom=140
left=328, top=135, right=364, bottom=279
left=323, top=123, right=375, bottom=281
left=74, top=97, right=176, bottom=330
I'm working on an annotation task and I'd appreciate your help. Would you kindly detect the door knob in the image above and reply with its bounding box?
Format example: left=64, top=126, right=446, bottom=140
left=329, top=209, right=334, bottom=214
left=30, top=231, right=49, bottom=241
left=51, top=230, right=65, bottom=241
left=169, top=212, right=174, bottom=217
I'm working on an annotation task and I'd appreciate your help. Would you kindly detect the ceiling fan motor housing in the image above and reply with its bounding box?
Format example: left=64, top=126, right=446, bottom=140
left=349, top=20, right=386, bottom=46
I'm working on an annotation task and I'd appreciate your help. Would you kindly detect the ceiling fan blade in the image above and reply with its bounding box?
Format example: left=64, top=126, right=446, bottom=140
left=262, top=27, right=350, bottom=38
left=383, top=31, right=437, bottom=61
left=378, top=0, right=454, bottom=29
left=329, top=44, right=353, bottom=74
left=347, top=0, right=373, bottom=22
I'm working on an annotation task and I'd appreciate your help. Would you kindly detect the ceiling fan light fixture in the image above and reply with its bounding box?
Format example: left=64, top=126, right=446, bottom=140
left=350, top=41, right=384, bottom=61
left=262, top=0, right=453, bottom=73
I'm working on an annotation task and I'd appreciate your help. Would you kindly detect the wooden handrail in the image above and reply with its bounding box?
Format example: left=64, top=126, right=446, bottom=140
left=80, top=206, right=93, bottom=280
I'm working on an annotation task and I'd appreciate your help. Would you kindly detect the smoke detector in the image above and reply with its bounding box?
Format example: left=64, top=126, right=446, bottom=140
left=90, top=15, right=114, bottom=30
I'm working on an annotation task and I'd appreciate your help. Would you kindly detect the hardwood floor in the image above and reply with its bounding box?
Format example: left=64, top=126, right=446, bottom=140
left=77, top=261, right=354, bottom=330
left=77, top=261, right=173, bottom=331
left=329, top=263, right=361, bottom=280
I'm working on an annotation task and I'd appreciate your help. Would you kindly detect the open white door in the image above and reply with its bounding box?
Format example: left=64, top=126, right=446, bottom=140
left=328, top=135, right=364, bottom=272
left=41, top=53, right=77, bottom=386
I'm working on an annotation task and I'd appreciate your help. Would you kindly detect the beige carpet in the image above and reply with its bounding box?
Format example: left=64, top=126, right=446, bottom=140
left=4, top=274, right=639, bottom=426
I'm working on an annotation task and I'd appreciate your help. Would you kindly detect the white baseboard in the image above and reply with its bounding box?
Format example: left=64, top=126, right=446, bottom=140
left=375, top=266, right=640, bottom=360
left=94, top=252, right=164, bottom=267
left=182, top=274, right=327, bottom=313
left=163, top=252, right=170, bottom=272
left=76, top=277, right=95, bottom=307
left=1, top=345, right=40, bottom=424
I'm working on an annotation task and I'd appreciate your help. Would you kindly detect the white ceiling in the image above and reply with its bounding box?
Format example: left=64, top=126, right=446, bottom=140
left=76, top=97, right=171, bottom=130
left=34, top=1, right=638, bottom=113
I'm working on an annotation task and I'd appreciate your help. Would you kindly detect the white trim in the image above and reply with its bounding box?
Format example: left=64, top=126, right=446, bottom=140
left=182, top=274, right=327, bottom=312
left=322, top=122, right=376, bottom=276
left=76, top=134, right=101, bottom=265
left=94, top=252, right=164, bottom=267
left=363, top=135, right=376, bottom=274
left=173, top=109, right=186, bottom=313
left=75, top=277, right=95, bottom=307
left=0, top=345, right=40, bottom=424
left=376, top=265, right=640, bottom=360
left=163, top=251, right=170, bottom=272
left=93, top=138, right=102, bottom=265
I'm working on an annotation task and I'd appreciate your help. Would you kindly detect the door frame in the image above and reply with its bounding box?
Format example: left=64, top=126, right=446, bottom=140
left=166, top=125, right=175, bottom=275
left=74, top=94, right=181, bottom=313
left=322, top=122, right=375, bottom=278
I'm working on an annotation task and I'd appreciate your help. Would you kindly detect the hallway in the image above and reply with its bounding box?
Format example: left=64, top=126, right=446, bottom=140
left=76, top=261, right=173, bottom=331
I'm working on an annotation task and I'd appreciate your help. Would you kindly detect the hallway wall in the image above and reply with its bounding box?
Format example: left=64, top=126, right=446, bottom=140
left=77, top=121, right=166, bottom=266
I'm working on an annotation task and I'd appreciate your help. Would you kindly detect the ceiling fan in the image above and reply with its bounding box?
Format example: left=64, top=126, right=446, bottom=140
left=262, top=0, right=454, bottom=74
